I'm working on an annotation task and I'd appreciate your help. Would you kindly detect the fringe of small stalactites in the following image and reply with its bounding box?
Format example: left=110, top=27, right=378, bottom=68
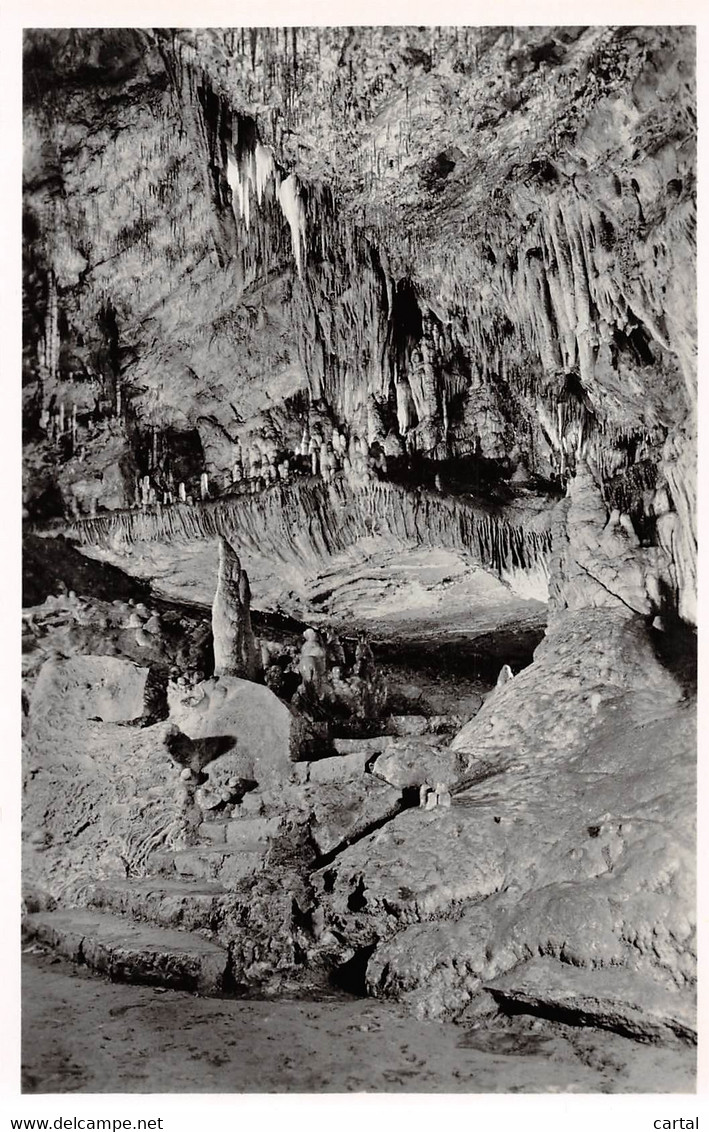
left=60, top=477, right=553, bottom=578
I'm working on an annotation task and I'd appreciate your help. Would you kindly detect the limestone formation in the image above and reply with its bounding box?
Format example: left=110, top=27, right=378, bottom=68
left=298, top=628, right=328, bottom=690
left=166, top=676, right=309, bottom=783
left=20, top=25, right=697, bottom=1091
left=212, top=536, right=258, bottom=681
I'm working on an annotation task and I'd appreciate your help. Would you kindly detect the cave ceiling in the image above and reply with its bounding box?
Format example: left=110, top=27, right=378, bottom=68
left=22, top=25, right=697, bottom=630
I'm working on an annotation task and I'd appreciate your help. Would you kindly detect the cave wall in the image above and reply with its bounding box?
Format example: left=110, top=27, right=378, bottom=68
left=22, top=26, right=696, bottom=621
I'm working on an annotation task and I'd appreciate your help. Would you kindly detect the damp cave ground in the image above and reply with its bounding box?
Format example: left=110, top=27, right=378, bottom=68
left=21, top=949, right=695, bottom=1094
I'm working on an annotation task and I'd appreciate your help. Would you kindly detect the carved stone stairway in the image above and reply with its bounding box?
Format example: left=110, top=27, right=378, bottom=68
left=22, top=734, right=414, bottom=996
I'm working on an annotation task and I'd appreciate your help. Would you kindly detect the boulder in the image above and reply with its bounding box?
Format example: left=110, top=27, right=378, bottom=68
left=167, top=676, right=308, bottom=784
left=371, top=738, right=459, bottom=790
left=485, top=958, right=696, bottom=1044
left=29, top=655, right=148, bottom=729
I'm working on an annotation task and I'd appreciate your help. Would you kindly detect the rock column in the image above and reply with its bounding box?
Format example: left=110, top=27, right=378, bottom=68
left=212, top=536, right=259, bottom=680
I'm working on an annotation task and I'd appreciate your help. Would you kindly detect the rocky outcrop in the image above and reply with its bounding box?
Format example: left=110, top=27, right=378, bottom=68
left=29, top=655, right=148, bottom=728
left=23, top=662, right=183, bottom=899
left=548, top=461, right=668, bottom=621
left=656, top=423, right=697, bottom=625
left=485, top=958, right=696, bottom=1044
left=311, top=608, right=694, bottom=1031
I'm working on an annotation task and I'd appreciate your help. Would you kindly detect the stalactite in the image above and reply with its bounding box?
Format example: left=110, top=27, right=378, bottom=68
left=57, top=476, right=553, bottom=587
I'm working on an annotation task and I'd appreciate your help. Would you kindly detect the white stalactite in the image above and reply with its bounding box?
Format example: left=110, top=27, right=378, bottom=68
left=226, top=139, right=307, bottom=275
left=277, top=174, right=307, bottom=276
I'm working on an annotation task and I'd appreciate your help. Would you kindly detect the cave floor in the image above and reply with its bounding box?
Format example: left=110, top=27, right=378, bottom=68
left=21, top=951, right=694, bottom=1095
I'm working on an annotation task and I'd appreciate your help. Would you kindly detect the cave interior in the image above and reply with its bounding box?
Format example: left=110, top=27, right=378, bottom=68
left=20, top=25, right=698, bottom=1093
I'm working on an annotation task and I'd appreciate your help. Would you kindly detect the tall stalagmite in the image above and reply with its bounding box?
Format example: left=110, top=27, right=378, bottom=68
left=212, top=535, right=258, bottom=679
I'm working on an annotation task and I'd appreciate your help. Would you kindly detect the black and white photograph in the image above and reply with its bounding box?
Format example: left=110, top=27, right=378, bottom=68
left=14, top=16, right=698, bottom=1099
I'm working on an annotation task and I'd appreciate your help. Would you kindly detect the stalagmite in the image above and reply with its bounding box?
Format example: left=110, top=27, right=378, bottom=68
left=200, top=472, right=209, bottom=500
left=237, top=566, right=259, bottom=679
left=298, top=628, right=328, bottom=691
left=212, top=535, right=258, bottom=680
left=249, top=450, right=261, bottom=480
left=178, top=482, right=186, bottom=503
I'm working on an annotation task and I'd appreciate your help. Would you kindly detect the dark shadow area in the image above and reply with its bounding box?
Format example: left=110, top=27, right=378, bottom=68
left=384, top=452, right=563, bottom=505
left=650, top=619, right=697, bottom=698
left=376, top=623, right=545, bottom=685
left=23, top=531, right=152, bottom=607
left=329, top=943, right=378, bottom=997
left=491, top=993, right=695, bottom=1046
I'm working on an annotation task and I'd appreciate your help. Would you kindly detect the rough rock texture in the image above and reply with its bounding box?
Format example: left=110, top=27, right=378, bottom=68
left=485, top=957, right=696, bottom=1044
left=22, top=589, right=214, bottom=684
left=371, top=739, right=458, bottom=790
left=308, top=780, right=404, bottom=859
left=166, top=675, right=307, bottom=783
left=20, top=25, right=697, bottom=1070
left=547, top=460, right=667, bottom=621
left=62, top=478, right=554, bottom=600
left=61, top=486, right=553, bottom=640
left=312, top=610, right=694, bottom=1029
left=23, top=909, right=229, bottom=994
left=23, top=689, right=183, bottom=899
left=306, top=750, right=370, bottom=784
left=29, top=655, right=148, bottom=728
left=212, top=536, right=258, bottom=678
left=23, top=26, right=696, bottom=624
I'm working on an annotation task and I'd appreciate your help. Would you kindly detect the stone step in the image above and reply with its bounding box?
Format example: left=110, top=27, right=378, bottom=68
left=84, top=877, right=229, bottom=932
left=199, top=821, right=229, bottom=844
left=294, top=749, right=371, bottom=785
left=199, top=815, right=284, bottom=850
left=386, top=714, right=430, bottom=737
left=23, top=909, right=229, bottom=994
left=331, top=736, right=390, bottom=755
left=226, top=814, right=283, bottom=848
left=173, top=846, right=267, bottom=883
